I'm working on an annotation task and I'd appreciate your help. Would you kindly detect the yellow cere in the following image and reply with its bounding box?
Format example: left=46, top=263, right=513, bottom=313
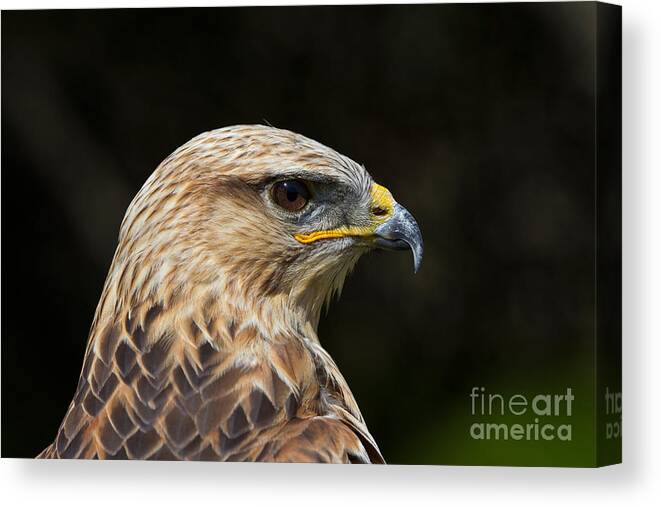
left=369, top=183, right=395, bottom=224
left=294, top=183, right=395, bottom=245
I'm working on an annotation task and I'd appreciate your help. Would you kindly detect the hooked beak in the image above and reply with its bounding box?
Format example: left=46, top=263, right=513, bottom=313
left=293, top=182, right=423, bottom=273
left=374, top=202, right=424, bottom=273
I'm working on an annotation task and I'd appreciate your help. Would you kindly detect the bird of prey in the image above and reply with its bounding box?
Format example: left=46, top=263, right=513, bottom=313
left=38, top=125, right=423, bottom=463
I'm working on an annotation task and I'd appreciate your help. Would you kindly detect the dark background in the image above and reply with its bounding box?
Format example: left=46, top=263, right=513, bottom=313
left=2, top=3, right=607, bottom=464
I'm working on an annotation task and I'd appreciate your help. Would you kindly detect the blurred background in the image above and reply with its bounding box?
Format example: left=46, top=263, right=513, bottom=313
left=2, top=3, right=604, bottom=464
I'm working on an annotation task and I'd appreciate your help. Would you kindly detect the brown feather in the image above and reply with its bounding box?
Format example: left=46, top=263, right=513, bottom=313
left=39, top=125, right=385, bottom=463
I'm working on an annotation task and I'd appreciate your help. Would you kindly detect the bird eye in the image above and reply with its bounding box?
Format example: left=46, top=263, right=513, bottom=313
left=271, top=180, right=310, bottom=212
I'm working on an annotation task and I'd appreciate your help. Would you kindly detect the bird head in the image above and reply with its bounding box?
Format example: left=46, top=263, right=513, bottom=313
left=110, top=125, right=422, bottom=332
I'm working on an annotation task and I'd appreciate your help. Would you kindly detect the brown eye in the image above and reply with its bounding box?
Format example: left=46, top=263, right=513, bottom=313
left=272, top=180, right=310, bottom=212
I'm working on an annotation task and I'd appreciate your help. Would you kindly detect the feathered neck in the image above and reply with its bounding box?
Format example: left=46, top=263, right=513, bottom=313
left=85, top=257, right=370, bottom=432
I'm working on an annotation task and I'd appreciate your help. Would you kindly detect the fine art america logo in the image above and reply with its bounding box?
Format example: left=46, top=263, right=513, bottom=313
left=604, top=387, right=622, bottom=440
left=469, top=387, right=574, bottom=441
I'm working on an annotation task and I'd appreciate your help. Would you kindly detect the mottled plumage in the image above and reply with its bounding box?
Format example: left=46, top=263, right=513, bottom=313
left=39, top=125, right=422, bottom=463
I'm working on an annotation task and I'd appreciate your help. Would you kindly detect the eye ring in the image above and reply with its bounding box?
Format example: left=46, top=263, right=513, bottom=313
left=271, top=179, right=311, bottom=212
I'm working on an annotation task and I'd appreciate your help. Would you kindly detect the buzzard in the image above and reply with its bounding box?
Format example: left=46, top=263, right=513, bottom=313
left=38, top=125, right=423, bottom=463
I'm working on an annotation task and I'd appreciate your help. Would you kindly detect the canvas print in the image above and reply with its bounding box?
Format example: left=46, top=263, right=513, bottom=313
left=1, top=2, right=622, bottom=466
